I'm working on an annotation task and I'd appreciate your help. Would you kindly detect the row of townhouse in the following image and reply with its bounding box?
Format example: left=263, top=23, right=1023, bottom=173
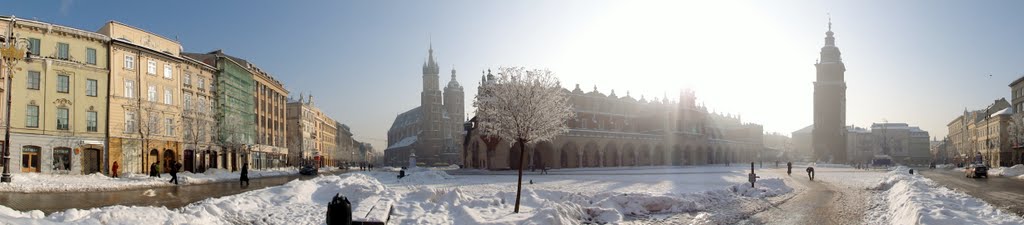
left=0, top=16, right=363, bottom=176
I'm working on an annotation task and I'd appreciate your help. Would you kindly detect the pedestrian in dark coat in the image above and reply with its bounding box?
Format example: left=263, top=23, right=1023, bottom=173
left=240, top=163, right=250, bottom=187
left=150, top=162, right=158, bottom=177
left=169, top=161, right=181, bottom=185
left=806, top=166, right=815, bottom=181
left=786, top=162, right=792, bottom=176
left=112, top=161, right=119, bottom=178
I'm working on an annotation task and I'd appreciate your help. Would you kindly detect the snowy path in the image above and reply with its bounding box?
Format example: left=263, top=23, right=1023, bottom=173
left=741, top=168, right=874, bottom=225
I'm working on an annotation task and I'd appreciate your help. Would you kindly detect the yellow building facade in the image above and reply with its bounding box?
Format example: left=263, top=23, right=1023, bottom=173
left=99, top=21, right=183, bottom=175
left=0, top=17, right=109, bottom=175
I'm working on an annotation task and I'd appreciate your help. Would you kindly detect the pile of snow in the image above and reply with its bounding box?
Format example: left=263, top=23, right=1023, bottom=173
left=0, top=172, right=389, bottom=224
left=0, top=166, right=333, bottom=193
left=989, top=164, right=1024, bottom=178
left=866, top=166, right=1024, bottom=224
left=934, top=164, right=955, bottom=169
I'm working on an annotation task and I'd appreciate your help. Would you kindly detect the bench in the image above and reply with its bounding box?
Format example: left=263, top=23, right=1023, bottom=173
left=352, top=196, right=394, bottom=225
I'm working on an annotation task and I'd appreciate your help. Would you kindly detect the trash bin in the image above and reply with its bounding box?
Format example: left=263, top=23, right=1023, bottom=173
left=326, top=193, right=352, bottom=225
left=909, top=169, right=914, bottom=175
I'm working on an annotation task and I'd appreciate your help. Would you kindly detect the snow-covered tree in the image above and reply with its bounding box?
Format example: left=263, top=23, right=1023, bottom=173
left=473, top=67, right=574, bottom=213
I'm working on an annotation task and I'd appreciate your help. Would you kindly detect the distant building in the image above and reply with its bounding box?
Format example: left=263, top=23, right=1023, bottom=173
left=384, top=44, right=464, bottom=167
left=286, top=94, right=336, bottom=167
left=846, top=126, right=872, bottom=163
left=947, top=98, right=1014, bottom=166
left=465, top=80, right=764, bottom=170
left=791, top=125, right=813, bottom=161
left=870, top=123, right=931, bottom=165
left=762, top=132, right=793, bottom=160
left=812, top=19, right=848, bottom=163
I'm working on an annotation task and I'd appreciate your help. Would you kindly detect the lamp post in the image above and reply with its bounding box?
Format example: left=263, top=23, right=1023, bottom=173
left=1, top=16, right=27, bottom=182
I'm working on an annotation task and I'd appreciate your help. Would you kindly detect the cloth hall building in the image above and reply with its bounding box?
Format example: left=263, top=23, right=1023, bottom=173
left=464, top=79, right=765, bottom=170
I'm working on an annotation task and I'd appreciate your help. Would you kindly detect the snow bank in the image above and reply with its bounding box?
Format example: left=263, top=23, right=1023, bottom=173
left=866, top=167, right=1024, bottom=225
left=0, top=172, right=384, bottom=224
left=0, top=167, right=793, bottom=224
left=935, top=164, right=955, bottom=169
left=989, top=164, right=1024, bottom=177
left=0, top=167, right=336, bottom=193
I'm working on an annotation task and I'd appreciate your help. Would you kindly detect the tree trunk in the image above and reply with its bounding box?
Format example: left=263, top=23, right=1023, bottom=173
left=514, top=139, right=526, bottom=213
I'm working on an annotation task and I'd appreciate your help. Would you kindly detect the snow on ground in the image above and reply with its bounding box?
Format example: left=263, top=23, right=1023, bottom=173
left=989, top=164, right=1024, bottom=179
left=865, top=166, right=1024, bottom=225
left=0, top=166, right=793, bottom=224
left=0, top=166, right=340, bottom=193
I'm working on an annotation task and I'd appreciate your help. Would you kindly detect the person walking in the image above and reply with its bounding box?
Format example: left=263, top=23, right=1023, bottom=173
left=806, top=166, right=815, bottom=181
left=240, top=163, right=250, bottom=187
left=169, top=160, right=181, bottom=185
left=786, top=162, right=792, bottom=176
left=111, top=161, right=120, bottom=178
left=149, top=162, right=158, bottom=177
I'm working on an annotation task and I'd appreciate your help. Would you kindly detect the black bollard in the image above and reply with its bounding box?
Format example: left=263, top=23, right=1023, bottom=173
left=326, top=193, right=352, bottom=225
left=909, top=169, right=914, bottom=175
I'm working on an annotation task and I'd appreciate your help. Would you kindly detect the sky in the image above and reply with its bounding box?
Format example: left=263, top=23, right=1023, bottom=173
left=3, top=0, right=1024, bottom=150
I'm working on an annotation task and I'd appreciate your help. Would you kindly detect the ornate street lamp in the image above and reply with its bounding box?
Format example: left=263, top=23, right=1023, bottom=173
left=1, top=16, right=28, bottom=183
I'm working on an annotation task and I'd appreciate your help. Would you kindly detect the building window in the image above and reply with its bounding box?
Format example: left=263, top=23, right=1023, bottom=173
left=164, top=64, right=172, bottom=79
left=184, top=93, right=192, bottom=111
left=53, top=147, right=71, bottom=171
left=124, top=80, right=135, bottom=98
left=25, top=105, right=38, bottom=128
left=86, top=79, right=98, bottom=97
left=57, top=74, right=69, bottom=93
left=148, top=60, right=157, bottom=75
left=125, top=111, right=137, bottom=133
left=21, top=146, right=40, bottom=172
left=148, top=85, right=156, bottom=102
left=198, top=77, right=205, bottom=90
left=87, top=111, right=98, bottom=132
left=86, top=48, right=97, bottom=65
left=56, top=43, right=69, bottom=60
left=164, top=89, right=173, bottom=104
left=56, top=108, right=69, bottom=130
left=184, top=73, right=191, bottom=86
left=28, top=38, right=40, bottom=56
left=125, top=55, right=135, bottom=69
left=166, top=118, right=175, bottom=136
left=26, top=71, right=40, bottom=90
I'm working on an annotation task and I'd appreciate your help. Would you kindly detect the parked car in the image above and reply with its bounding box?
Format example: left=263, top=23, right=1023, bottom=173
left=965, top=164, right=988, bottom=178
left=300, top=165, right=318, bottom=176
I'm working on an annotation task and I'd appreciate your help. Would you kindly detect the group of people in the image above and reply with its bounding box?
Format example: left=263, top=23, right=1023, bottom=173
left=359, top=163, right=374, bottom=171
left=785, top=162, right=815, bottom=181
left=148, top=161, right=184, bottom=184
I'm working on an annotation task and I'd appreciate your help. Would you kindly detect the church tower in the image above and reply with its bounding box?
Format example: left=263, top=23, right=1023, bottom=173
left=812, top=18, right=848, bottom=162
left=444, top=68, right=465, bottom=162
left=421, top=43, right=444, bottom=162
